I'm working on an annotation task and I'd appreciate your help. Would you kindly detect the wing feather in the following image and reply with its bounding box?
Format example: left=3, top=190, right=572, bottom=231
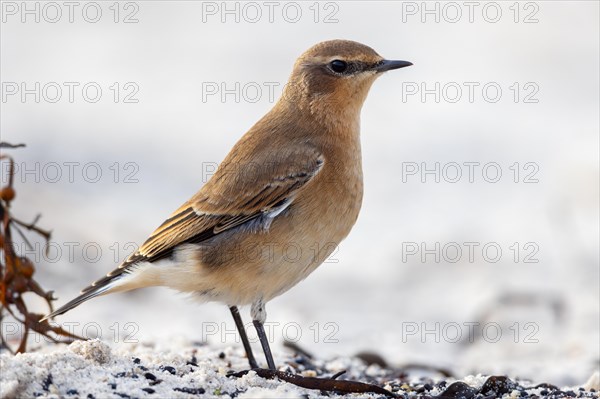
left=126, top=147, right=323, bottom=266
left=79, top=146, right=324, bottom=295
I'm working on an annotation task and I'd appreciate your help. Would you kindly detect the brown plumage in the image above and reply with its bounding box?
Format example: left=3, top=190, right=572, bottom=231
left=42, top=40, right=412, bottom=369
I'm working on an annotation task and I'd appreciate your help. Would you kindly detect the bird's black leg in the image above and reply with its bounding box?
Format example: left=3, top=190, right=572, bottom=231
left=229, top=306, right=258, bottom=369
left=250, top=298, right=276, bottom=370
left=253, top=319, right=276, bottom=370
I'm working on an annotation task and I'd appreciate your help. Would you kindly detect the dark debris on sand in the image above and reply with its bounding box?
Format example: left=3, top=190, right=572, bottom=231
left=0, top=340, right=597, bottom=398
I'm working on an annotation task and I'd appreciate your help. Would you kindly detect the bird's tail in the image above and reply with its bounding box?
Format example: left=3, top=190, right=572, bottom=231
left=39, top=265, right=135, bottom=322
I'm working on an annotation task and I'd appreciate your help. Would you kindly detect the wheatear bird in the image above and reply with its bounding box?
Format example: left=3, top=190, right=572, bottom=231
left=42, top=40, right=412, bottom=370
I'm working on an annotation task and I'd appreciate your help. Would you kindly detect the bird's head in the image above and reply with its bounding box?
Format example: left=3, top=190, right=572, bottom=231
left=282, top=40, right=412, bottom=124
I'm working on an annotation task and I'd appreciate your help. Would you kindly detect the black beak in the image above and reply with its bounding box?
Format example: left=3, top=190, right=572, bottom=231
left=374, top=60, right=413, bottom=72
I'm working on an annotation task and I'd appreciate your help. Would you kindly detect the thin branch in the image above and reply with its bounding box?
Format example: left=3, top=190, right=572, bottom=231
left=229, top=368, right=396, bottom=397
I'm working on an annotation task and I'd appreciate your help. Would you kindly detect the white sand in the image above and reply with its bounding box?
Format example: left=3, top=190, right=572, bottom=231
left=1, top=339, right=598, bottom=399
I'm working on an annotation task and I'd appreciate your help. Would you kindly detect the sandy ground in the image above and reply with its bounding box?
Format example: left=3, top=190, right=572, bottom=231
left=1, top=339, right=598, bottom=399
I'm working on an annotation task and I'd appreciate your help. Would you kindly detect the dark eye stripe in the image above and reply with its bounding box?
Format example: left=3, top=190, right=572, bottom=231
left=326, top=61, right=382, bottom=75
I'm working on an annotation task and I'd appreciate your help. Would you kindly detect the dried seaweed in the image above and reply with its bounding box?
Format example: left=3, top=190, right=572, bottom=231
left=0, top=143, right=83, bottom=353
left=229, top=368, right=396, bottom=397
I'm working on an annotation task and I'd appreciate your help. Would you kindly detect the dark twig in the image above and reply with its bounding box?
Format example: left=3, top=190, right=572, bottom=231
left=330, top=370, right=346, bottom=380
left=0, top=142, right=26, bottom=149
left=229, top=368, right=396, bottom=397
left=12, top=215, right=52, bottom=242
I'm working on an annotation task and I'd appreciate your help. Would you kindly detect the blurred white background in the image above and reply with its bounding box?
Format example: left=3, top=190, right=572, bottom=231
left=1, top=0, right=598, bottom=385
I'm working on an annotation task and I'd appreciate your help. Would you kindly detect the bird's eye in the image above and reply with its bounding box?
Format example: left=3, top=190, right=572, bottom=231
left=329, top=60, right=348, bottom=73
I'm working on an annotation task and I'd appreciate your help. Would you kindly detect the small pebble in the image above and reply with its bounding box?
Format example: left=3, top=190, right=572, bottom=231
left=301, top=370, right=317, bottom=378
left=42, top=374, right=53, bottom=391
left=439, top=381, right=478, bottom=399
left=174, top=387, right=206, bottom=394
left=160, top=366, right=176, bottom=375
